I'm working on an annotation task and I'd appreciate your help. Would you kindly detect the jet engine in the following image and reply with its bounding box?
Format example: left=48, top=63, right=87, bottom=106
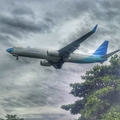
left=40, top=60, right=51, bottom=66
left=47, top=50, right=59, bottom=57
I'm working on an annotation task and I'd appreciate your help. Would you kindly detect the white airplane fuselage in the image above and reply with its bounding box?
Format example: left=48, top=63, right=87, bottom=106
left=7, top=46, right=106, bottom=64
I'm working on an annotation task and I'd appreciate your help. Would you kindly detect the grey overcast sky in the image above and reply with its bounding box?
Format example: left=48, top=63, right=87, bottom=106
left=0, top=0, right=120, bottom=120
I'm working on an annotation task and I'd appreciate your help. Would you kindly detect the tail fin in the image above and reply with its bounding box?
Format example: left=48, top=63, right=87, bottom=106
left=93, top=41, right=109, bottom=56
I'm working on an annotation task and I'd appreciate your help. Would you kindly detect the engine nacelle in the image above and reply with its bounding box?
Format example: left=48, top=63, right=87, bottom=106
left=40, top=60, right=51, bottom=66
left=47, top=50, right=59, bottom=57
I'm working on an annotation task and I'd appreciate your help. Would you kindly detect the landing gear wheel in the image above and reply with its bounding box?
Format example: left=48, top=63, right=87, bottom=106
left=16, top=57, right=19, bottom=60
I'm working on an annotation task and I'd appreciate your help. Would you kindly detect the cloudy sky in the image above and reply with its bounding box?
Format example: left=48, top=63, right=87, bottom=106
left=0, top=0, right=120, bottom=120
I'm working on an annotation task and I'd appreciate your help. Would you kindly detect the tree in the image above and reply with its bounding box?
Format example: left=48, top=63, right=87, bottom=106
left=61, top=54, right=120, bottom=120
left=0, top=119, right=4, bottom=120
left=0, top=114, right=24, bottom=120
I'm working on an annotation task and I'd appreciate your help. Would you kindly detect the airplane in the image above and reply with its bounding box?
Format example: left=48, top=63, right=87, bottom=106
left=6, top=24, right=120, bottom=69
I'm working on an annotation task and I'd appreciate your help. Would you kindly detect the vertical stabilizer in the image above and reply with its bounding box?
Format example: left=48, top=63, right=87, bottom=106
left=93, top=41, right=109, bottom=56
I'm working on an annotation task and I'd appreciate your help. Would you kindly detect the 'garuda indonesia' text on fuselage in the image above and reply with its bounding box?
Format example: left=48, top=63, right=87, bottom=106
left=6, top=25, right=120, bottom=69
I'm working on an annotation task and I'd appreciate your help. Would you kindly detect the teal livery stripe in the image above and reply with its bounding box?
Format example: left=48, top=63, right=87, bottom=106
left=75, top=55, right=107, bottom=63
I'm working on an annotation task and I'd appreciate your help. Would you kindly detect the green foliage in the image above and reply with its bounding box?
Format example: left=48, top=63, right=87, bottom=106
left=101, top=106, right=120, bottom=120
left=61, top=99, right=85, bottom=114
left=1, top=114, right=24, bottom=120
left=61, top=54, right=120, bottom=120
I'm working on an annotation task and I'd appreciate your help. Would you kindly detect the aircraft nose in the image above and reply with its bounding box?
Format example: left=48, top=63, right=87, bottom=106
left=6, top=48, right=14, bottom=53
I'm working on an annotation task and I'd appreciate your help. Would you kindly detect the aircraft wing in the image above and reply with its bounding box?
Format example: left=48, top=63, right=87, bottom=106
left=58, top=24, right=98, bottom=57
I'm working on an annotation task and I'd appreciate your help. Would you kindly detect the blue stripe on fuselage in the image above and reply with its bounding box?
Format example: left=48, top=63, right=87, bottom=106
left=76, top=55, right=107, bottom=63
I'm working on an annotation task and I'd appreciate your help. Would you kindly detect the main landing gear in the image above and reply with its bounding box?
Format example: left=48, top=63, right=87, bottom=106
left=16, top=56, right=19, bottom=60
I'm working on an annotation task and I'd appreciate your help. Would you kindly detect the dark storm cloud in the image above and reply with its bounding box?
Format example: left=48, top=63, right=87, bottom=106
left=0, top=2, right=56, bottom=44
left=2, top=97, right=26, bottom=108
left=0, top=15, right=50, bottom=37
left=12, top=7, right=34, bottom=16
left=44, top=17, right=55, bottom=26
left=45, top=0, right=94, bottom=19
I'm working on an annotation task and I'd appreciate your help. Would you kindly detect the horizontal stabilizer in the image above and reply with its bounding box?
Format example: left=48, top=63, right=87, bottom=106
left=101, top=49, right=120, bottom=59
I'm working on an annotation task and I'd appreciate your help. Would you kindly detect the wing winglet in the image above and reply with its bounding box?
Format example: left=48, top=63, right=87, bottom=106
left=92, top=24, right=98, bottom=33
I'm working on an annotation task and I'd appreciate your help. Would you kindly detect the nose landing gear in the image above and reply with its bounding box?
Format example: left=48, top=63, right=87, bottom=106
left=13, top=54, right=19, bottom=60
left=16, top=56, right=19, bottom=60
